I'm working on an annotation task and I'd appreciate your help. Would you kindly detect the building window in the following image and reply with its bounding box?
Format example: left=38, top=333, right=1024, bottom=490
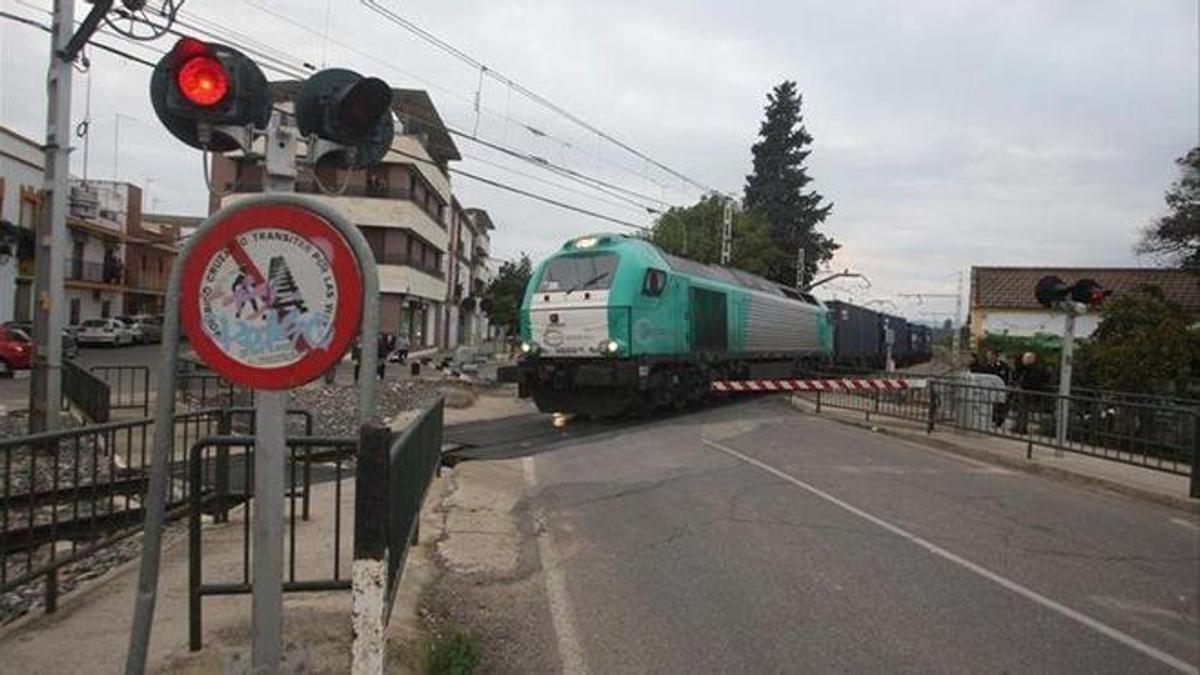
left=101, top=300, right=111, bottom=318
left=69, top=298, right=80, bottom=326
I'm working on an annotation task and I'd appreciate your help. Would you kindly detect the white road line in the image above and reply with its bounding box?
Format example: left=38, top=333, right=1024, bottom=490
left=523, top=456, right=589, bottom=675
left=701, top=438, right=1199, bottom=675
left=1169, top=517, right=1199, bottom=532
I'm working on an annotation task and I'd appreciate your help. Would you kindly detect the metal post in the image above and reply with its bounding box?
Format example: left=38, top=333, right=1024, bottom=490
left=29, top=0, right=74, bottom=433
left=795, top=246, right=806, bottom=290
left=1190, top=413, right=1199, bottom=500
left=720, top=198, right=732, bottom=266
left=249, top=115, right=297, bottom=672
left=951, top=270, right=963, bottom=371
left=252, top=391, right=286, bottom=668
left=1055, top=307, right=1076, bottom=454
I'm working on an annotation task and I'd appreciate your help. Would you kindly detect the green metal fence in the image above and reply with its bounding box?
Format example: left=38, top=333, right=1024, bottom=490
left=807, top=378, right=1199, bottom=497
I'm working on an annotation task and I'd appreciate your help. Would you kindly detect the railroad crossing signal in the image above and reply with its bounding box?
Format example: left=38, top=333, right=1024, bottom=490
left=150, top=42, right=395, bottom=169
left=295, top=68, right=396, bottom=169
left=149, top=38, right=272, bottom=151
left=1035, top=275, right=1110, bottom=309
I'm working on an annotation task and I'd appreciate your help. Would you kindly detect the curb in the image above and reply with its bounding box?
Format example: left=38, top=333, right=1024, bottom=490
left=788, top=397, right=1200, bottom=515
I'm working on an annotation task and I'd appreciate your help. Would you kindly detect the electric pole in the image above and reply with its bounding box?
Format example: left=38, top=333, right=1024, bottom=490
left=795, top=246, right=805, bottom=289
left=898, top=270, right=964, bottom=368
left=720, top=198, right=732, bottom=265
left=29, top=0, right=77, bottom=432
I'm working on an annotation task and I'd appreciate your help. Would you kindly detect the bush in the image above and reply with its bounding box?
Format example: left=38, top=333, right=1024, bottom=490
left=428, top=631, right=479, bottom=675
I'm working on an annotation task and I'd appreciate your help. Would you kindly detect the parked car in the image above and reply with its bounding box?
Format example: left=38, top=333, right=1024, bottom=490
left=125, top=315, right=163, bottom=343
left=3, top=320, right=78, bottom=359
left=114, top=317, right=146, bottom=344
left=77, top=318, right=135, bottom=347
left=0, top=326, right=34, bottom=377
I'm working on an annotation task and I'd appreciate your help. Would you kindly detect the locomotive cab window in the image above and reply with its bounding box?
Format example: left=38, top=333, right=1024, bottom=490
left=537, top=253, right=617, bottom=293
left=643, top=268, right=667, bottom=296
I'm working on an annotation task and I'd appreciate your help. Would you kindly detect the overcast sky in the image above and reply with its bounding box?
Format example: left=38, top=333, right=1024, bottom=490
left=2, top=0, right=1196, bottom=321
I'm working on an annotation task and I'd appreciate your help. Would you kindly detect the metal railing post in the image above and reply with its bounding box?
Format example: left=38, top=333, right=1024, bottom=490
left=1190, top=413, right=1200, bottom=500
left=926, top=388, right=936, bottom=434
left=215, top=413, right=232, bottom=524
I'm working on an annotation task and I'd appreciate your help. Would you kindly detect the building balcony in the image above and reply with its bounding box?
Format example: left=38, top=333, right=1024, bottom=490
left=65, top=258, right=124, bottom=287
left=125, top=271, right=169, bottom=293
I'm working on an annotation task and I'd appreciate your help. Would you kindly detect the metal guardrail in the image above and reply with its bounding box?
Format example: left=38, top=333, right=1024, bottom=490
left=61, top=360, right=110, bottom=423
left=187, top=435, right=356, bottom=651
left=90, top=365, right=151, bottom=417
left=0, top=409, right=224, bottom=616
left=175, top=373, right=254, bottom=410
left=355, top=398, right=444, bottom=626
left=807, top=378, right=1200, bottom=497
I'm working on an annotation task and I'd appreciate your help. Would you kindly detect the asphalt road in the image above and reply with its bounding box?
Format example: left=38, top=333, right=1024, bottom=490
left=467, top=397, right=1200, bottom=673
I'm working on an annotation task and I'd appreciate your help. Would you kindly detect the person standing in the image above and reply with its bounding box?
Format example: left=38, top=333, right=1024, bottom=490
left=1013, top=352, right=1050, bottom=434
left=980, top=350, right=1012, bottom=429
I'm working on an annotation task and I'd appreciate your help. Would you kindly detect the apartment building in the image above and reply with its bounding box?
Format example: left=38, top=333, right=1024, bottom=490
left=463, top=207, right=494, bottom=345
left=210, top=85, right=496, bottom=351
left=1, top=126, right=184, bottom=325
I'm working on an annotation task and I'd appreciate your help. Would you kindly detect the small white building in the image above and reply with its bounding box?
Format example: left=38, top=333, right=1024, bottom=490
left=969, top=266, right=1200, bottom=345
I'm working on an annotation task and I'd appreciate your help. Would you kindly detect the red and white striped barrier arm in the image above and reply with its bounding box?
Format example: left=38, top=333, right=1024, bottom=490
left=710, top=378, right=926, bottom=393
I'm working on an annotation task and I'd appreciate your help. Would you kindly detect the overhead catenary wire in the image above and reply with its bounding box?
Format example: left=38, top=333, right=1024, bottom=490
left=1, top=6, right=654, bottom=231
left=360, top=0, right=725, bottom=196
left=232, top=0, right=667, bottom=195
left=156, top=4, right=673, bottom=216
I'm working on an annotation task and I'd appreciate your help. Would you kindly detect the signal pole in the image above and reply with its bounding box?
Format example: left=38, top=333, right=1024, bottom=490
left=720, top=198, right=732, bottom=265
left=29, top=0, right=76, bottom=432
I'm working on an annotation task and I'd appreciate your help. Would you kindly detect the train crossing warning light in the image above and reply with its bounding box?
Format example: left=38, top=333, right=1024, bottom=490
left=1070, top=278, right=1111, bottom=307
left=295, top=68, right=395, bottom=169
left=1034, top=275, right=1071, bottom=307
left=149, top=38, right=271, bottom=151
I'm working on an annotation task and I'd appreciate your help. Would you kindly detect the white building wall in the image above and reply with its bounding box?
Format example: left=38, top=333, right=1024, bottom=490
left=979, top=309, right=1101, bottom=339
left=1, top=126, right=44, bottom=323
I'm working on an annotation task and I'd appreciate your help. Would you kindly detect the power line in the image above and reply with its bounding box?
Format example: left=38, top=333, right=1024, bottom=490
left=359, top=0, right=725, bottom=196
left=163, top=9, right=672, bottom=215
left=3, top=6, right=655, bottom=231
left=230, top=0, right=677, bottom=197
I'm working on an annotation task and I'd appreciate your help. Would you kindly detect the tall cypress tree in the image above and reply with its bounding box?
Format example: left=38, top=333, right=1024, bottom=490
left=744, top=81, right=837, bottom=286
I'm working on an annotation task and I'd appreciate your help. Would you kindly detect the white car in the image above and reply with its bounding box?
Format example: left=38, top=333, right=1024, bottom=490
left=76, top=318, right=135, bottom=347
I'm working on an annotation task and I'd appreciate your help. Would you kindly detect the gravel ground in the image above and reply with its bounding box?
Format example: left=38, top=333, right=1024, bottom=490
left=292, top=377, right=467, bottom=438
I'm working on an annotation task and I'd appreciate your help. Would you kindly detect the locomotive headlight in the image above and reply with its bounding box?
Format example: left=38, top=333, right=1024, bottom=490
left=521, top=341, right=537, bottom=354
left=605, top=340, right=620, bottom=354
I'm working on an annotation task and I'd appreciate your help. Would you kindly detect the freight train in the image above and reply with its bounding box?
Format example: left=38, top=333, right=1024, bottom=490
left=499, top=234, right=931, bottom=416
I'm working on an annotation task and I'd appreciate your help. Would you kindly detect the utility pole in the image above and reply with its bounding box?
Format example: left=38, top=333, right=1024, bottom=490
left=29, top=0, right=76, bottom=432
left=720, top=198, right=732, bottom=266
left=795, top=245, right=805, bottom=289
left=898, top=270, right=964, bottom=369
left=1055, top=306, right=1077, bottom=452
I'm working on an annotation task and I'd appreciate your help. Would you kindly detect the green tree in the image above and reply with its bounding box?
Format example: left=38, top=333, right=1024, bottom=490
left=1138, top=146, right=1200, bottom=270
left=481, top=253, right=532, bottom=336
left=1079, top=286, right=1196, bottom=394
left=648, top=194, right=785, bottom=277
left=744, top=81, right=837, bottom=285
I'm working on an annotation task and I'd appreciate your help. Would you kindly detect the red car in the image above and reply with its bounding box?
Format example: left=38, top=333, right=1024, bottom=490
left=0, top=326, right=34, bottom=377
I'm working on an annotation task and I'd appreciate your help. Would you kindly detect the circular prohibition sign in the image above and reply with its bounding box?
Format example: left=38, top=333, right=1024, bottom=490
left=179, top=202, right=364, bottom=390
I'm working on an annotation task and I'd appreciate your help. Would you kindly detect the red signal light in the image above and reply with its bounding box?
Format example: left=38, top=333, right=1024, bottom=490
left=177, top=55, right=228, bottom=107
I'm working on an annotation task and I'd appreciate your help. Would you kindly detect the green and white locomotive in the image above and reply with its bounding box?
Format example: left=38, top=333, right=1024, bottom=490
left=501, top=233, right=834, bottom=416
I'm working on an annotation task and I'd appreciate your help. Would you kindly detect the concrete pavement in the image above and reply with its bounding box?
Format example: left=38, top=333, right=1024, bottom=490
left=432, top=397, right=1200, bottom=673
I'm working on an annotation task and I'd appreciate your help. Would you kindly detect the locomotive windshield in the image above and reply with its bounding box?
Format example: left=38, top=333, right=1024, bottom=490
left=538, top=254, right=618, bottom=293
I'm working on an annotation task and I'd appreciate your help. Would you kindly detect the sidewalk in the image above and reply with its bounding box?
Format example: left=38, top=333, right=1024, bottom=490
left=789, top=395, right=1199, bottom=513
left=0, top=476, right=438, bottom=674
